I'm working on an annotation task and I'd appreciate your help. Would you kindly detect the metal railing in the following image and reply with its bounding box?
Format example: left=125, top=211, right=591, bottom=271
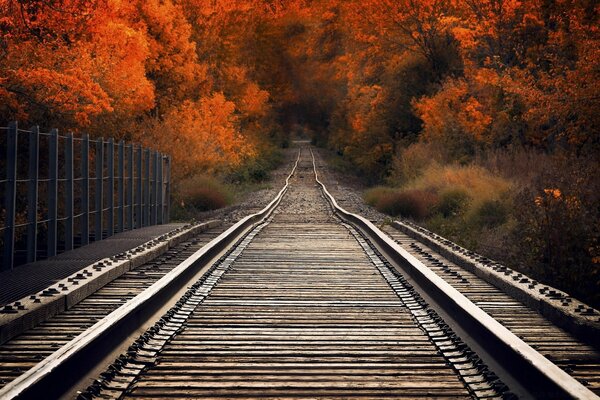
left=0, top=122, right=171, bottom=270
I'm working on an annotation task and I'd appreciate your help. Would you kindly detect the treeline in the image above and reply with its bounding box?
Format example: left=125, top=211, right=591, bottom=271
left=276, top=0, right=599, bottom=177
left=276, top=0, right=598, bottom=306
left=3, top=1, right=598, bottom=173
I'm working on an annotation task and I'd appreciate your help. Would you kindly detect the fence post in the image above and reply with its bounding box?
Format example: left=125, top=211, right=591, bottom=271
left=144, top=148, right=150, bottom=226
left=165, top=155, right=171, bottom=223
left=47, top=128, right=58, bottom=257
left=127, top=144, right=134, bottom=230
left=157, top=153, right=163, bottom=224
left=81, top=134, right=90, bottom=245
left=117, top=140, right=124, bottom=233
left=26, top=125, right=39, bottom=263
left=136, top=146, right=142, bottom=228
left=3, top=122, right=18, bottom=270
left=95, top=138, right=104, bottom=241
left=151, top=151, right=158, bottom=225
left=107, top=138, right=114, bottom=237
left=64, top=133, right=74, bottom=251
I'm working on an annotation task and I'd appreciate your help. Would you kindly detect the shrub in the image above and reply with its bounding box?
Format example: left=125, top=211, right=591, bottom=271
left=475, top=147, right=552, bottom=185
left=246, top=161, right=269, bottom=182
left=227, top=150, right=282, bottom=184
left=328, top=152, right=363, bottom=177
left=437, top=188, right=470, bottom=217
left=227, top=161, right=262, bottom=183
left=425, top=213, right=477, bottom=250
left=364, top=186, right=395, bottom=206
left=512, top=154, right=600, bottom=307
left=388, top=142, right=444, bottom=186
left=373, top=189, right=439, bottom=220
left=414, top=164, right=510, bottom=204
left=175, top=175, right=233, bottom=212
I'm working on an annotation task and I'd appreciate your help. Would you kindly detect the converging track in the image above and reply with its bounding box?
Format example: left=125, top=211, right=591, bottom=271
left=89, top=150, right=485, bottom=399
left=0, top=145, right=598, bottom=399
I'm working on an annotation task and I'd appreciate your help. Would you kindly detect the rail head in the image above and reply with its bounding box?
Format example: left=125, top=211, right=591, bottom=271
left=310, top=149, right=597, bottom=400
left=0, top=150, right=302, bottom=400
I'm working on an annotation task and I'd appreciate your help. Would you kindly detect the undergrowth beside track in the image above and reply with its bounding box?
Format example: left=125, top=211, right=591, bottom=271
left=350, top=144, right=600, bottom=308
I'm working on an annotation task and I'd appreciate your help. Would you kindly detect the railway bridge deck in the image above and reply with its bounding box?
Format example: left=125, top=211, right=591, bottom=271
left=0, top=145, right=598, bottom=399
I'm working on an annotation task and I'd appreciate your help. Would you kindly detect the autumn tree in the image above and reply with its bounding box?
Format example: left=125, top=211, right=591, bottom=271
left=136, top=0, right=208, bottom=112
left=412, top=0, right=600, bottom=158
left=0, top=0, right=283, bottom=176
left=141, top=93, right=254, bottom=179
left=1, top=0, right=598, bottom=179
left=0, top=0, right=115, bottom=126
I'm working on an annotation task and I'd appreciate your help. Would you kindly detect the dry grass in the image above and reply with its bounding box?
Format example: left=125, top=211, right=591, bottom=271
left=366, top=143, right=599, bottom=308
left=367, top=163, right=511, bottom=222
left=475, top=147, right=553, bottom=186
left=364, top=186, right=396, bottom=206
left=407, top=163, right=512, bottom=213
left=388, top=142, right=444, bottom=185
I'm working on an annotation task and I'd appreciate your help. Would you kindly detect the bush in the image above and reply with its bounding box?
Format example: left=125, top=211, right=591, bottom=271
left=227, top=150, right=283, bottom=184
left=364, top=186, right=395, bottom=206
left=475, top=147, right=553, bottom=185
left=227, top=161, right=265, bottom=183
left=328, top=153, right=362, bottom=176
left=370, top=188, right=439, bottom=220
left=512, top=154, right=600, bottom=307
left=437, top=188, right=470, bottom=217
left=414, top=164, right=511, bottom=203
left=388, top=142, right=444, bottom=186
left=175, top=175, right=233, bottom=212
left=367, top=146, right=600, bottom=308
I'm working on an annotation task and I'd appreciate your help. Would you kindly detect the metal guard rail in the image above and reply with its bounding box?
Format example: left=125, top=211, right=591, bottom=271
left=1, top=122, right=171, bottom=270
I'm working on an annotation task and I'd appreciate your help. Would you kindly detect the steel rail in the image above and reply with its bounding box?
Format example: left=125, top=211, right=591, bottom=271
left=0, top=151, right=301, bottom=400
left=78, top=148, right=502, bottom=399
left=310, top=149, right=597, bottom=400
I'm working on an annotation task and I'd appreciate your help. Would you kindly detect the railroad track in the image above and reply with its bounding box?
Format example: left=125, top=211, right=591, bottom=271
left=0, top=223, right=229, bottom=388
left=0, top=146, right=598, bottom=399
left=381, top=228, right=600, bottom=395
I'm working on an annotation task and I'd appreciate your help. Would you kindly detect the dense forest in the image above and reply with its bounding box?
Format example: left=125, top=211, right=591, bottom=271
left=1, top=0, right=598, bottom=305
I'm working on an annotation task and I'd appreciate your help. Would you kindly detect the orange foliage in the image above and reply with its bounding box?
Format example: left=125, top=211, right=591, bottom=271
left=415, top=78, right=491, bottom=143
left=0, top=0, right=598, bottom=177
left=0, top=0, right=154, bottom=127
left=0, top=0, right=276, bottom=176
left=141, top=93, right=254, bottom=179
left=137, top=0, right=208, bottom=108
